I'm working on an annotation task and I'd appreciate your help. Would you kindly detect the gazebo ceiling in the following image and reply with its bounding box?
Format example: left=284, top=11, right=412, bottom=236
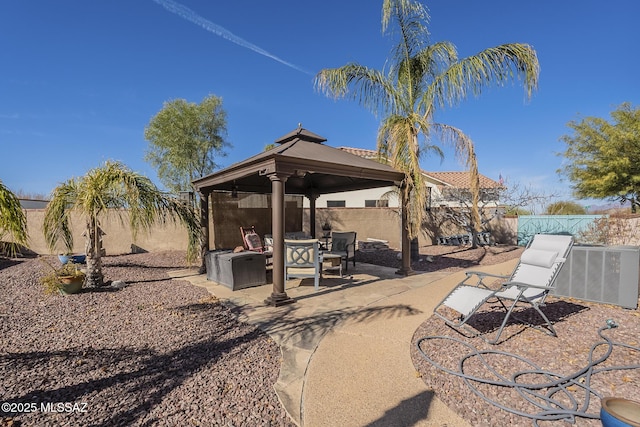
left=192, top=127, right=405, bottom=196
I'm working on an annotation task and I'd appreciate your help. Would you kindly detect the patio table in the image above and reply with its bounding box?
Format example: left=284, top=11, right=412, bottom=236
left=321, top=252, right=343, bottom=277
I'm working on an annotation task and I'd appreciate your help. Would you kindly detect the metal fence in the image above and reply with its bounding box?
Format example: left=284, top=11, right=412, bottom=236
left=517, top=215, right=605, bottom=246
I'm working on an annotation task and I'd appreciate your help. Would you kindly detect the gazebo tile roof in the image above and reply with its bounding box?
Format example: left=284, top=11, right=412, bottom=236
left=338, top=146, right=381, bottom=160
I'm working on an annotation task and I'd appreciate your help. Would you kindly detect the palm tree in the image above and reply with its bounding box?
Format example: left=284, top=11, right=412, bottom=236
left=44, top=161, right=201, bottom=287
left=316, top=0, right=539, bottom=246
left=0, top=179, right=28, bottom=256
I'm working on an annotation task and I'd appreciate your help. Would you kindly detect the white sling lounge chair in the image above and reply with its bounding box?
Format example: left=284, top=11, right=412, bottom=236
left=434, top=234, right=574, bottom=344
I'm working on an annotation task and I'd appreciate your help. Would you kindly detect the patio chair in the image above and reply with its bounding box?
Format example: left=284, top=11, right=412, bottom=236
left=284, top=239, right=321, bottom=290
left=433, top=233, right=574, bottom=344
left=327, top=231, right=357, bottom=272
left=240, top=226, right=273, bottom=264
left=437, top=236, right=450, bottom=246
left=477, top=231, right=493, bottom=246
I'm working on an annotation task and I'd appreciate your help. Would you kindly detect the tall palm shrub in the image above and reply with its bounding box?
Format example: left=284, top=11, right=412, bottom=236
left=316, top=0, right=539, bottom=244
left=0, top=179, right=28, bottom=256
left=44, top=161, right=201, bottom=287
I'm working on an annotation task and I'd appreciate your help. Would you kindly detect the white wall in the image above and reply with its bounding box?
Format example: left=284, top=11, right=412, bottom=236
left=300, top=183, right=500, bottom=209
left=303, top=186, right=400, bottom=208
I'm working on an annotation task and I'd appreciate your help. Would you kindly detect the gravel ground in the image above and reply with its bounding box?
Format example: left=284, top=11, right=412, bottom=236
left=0, top=252, right=295, bottom=427
left=2, top=246, right=638, bottom=426
left=357, top=243, right=527, bottom=273
left=401, top=246, right=640, bottom=427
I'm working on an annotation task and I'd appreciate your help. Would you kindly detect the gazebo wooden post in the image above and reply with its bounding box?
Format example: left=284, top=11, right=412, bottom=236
left=265, top=173, right=295, bottom=306
left=396, top=184, right=414, bottom=276
left=307, top=191, right=319, bottom=238
left=198, top=191, right=209, bottom=275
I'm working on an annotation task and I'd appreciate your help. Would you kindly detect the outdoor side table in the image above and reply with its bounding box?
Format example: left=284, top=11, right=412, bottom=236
left=322, top=253, right=343, bottom=277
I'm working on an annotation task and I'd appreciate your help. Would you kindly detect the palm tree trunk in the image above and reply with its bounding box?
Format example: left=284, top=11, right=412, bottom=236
left=84, top=217, right=104, bottom=287
left=468, top=146, right=482, bottom=249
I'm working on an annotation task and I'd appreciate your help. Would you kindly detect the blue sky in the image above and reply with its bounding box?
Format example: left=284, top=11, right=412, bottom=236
left=1, top=1, right=638, bottom=208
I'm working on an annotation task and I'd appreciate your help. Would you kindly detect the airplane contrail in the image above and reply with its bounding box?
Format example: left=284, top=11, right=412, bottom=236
left=151, top=0, right=312, bottom=75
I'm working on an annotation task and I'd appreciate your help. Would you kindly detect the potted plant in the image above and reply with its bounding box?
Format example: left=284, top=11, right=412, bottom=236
left=40, top=260, right=86, bottom=295
left=321, top=221, right=332, bottom=238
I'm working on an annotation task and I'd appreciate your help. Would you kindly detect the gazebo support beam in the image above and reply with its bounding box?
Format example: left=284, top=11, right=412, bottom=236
left=307, top=191, right=319, bottom=238
left=265, top=173, right=295, bottom=306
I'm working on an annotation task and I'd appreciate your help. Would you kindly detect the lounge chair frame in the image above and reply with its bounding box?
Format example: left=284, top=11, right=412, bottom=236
left=434, top=234, right=574, bottom=344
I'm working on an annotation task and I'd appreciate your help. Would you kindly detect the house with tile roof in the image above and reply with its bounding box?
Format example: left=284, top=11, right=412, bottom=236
left=302, top=147, right=503, bottom=209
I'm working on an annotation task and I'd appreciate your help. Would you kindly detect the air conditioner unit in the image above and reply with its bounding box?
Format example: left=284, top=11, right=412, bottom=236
left=553, top=245, right=639, bottom=309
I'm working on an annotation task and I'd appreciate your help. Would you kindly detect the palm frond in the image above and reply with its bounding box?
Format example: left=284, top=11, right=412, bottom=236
left=377, top=114, right=441, bottom=237
left=0, top=179, right=28, bottom=255
left=426, top=43, right=539, bottom=110
left=315, top=64, right=397, bottom=117
left=432, top=123, right=473, bottom=165
left=43, top=180, right=78, bottom=253
left=382, top=0, right=430, bottom=63
left=43, top=160, right=202, bottom=263
left=316, top=0, right=539, bottom=241
left=432, top=123, right=482, bottom=233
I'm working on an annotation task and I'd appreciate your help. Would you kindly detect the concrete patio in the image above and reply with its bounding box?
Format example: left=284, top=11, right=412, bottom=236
left=169, top=258, right=519, bottom=426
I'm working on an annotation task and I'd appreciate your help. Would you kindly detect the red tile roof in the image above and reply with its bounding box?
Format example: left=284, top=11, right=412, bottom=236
left=425, top=171, right=502, bottom=189
left=339, top=147, right=501, bottom=189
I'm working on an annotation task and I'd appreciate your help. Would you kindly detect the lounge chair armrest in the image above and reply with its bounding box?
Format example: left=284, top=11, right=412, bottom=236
left=465, top=271, right=510, bottom=279
left=502, top=281, right=553, bottom=291
left=462, top=271, right=510, bottom=288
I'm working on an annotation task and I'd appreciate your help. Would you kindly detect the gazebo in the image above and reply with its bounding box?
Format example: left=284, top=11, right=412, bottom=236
left=192, top=126, right=412, bottom=306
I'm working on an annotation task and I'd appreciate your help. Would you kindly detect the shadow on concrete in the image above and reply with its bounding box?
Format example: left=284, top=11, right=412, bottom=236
left=246, top=304, right=422, bottom=350
left=364, top=390, right=435, bottom=427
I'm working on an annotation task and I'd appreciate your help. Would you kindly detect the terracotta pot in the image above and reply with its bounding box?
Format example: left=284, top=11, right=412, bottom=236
left=58, top=275, right=85, bottom=295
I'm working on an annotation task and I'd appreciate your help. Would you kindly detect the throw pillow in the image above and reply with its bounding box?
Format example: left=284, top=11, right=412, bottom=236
left=244, top=233, right=263, bottom=251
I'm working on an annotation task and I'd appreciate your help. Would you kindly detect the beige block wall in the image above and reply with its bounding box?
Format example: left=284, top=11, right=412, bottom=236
left=23, top=209, right=189, bottom=255
left=24, top=206, right=633, bottom=257
left=303, top=208, right=520, bottom=249
left=304, top=208, right=406, bottom=249
left=488, top=216, right=518, bottom=245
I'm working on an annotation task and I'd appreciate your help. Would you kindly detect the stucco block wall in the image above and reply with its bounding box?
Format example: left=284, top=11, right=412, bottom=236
left=303, top=207, right=406, bottom=249
left=19, top=205, right=634, bottom=257
left=303, top=208, right=519, bottom=249
left=23, top=209, right=189, bottom=255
